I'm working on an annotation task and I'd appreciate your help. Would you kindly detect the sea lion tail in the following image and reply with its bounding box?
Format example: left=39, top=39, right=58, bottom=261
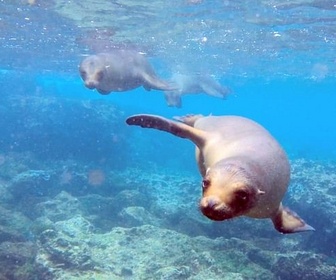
left=271, top=204, right=315, bottom=234
left=126, top=114, right=207, bottom=148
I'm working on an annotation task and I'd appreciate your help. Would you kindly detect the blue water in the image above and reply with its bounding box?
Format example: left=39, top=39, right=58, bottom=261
left=0, top=1, right=336, bottom=279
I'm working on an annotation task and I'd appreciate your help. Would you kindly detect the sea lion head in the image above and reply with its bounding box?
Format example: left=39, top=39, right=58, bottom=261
left=199, top=159, right=265, bottom=221
left=79, top=55, right=107, bottom=92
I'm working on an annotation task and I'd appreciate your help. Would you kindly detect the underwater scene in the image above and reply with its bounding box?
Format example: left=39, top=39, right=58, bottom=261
left=0, top=0, right=336, bottom=279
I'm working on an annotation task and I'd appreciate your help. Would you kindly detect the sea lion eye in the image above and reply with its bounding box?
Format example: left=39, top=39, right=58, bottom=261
left=96, top=71, right=103, bottom=81
left=235, top=190, right=249, bottom=201
left=202, top=179, right=211, bottom=189
left=80, top=70, right=87, bottom=79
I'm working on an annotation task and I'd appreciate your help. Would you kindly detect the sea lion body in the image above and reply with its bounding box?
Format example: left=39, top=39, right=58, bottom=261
left=126, top=114, right=314, bottom=234
left=192, top=116, right=289, bottom=219
left=164, top=74, right=231, bottom=108
left=79, top=51, right=174, bottom=94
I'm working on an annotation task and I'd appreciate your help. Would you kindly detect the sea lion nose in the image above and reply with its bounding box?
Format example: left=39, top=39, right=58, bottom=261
left=200, top=196, right=220, bottom=210
left=199, top=196, right=227, bottom=221
left=85, top=81, right=96, bottom=89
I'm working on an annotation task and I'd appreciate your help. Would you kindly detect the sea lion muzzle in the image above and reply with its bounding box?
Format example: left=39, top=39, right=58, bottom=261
left=84, top=81, right=97, bottom=89
left=199, top=196, right=233, bottom=221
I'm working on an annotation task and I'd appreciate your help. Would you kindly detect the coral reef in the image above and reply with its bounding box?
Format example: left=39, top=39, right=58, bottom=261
left=0, top=241, right=37, bottom=280
left=288, top=159, right=336, bottom=255
left=35, top=220, right=274, bottom=279
left=0, top=206, right=32, bottom=243
left=272, top=251, right=336, bottom=279
left=1, top=156, right=336, bottom=279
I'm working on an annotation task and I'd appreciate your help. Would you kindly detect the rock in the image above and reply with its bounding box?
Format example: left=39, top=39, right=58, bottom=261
left=35, top=191, right=82, bottom=222
left=117, top=206, right=161, bottom=227
left=0, top=241, right=37, bottom=280
left=0, top=205, right=32, bottom=242
left=272, top=251, right=336, bottom=279
left=288, top=159, right=336, bottom=254
left=9, top=169, right=57, bottom=200
left=154, top=265, right=192, bottom=279
left=113, top=189, right=148, bottom=208
left=36, top=215, right=95, bottom=277
left=35, top=223, right=273, bottom=279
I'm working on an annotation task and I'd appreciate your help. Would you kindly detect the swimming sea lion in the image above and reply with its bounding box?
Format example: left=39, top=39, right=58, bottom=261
left=126, top=114, right=314, bottom=234
left=164, top=73, right=231, bottom=108
left=79, top=50, right=175, bottom=94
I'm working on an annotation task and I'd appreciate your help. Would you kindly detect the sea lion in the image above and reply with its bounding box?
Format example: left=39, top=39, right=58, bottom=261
left=164, top=73, right=231, bottom=108
left=79, top=50, right=175, bottom=94
left=126, top=114, right=314, bottom=234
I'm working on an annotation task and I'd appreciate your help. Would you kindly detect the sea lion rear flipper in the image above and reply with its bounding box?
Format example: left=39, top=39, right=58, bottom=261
left=97, top=89, right=111, bottom=95
left=201, top=82, right=231, bottom=99
left=271, top=204, right=315, bottom=234
left=164, top=91, right=182, bottom=108
left=142, top=73, right=178, bottom=91
left=126, top=114, right=208, bottom=148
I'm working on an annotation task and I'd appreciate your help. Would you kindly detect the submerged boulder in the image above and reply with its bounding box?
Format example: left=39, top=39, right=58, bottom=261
left=0, top=241, right=37, bottom=280
left=35, top=222, right=273, bottom=279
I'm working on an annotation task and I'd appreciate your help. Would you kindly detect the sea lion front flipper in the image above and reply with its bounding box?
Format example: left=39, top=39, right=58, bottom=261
left=271, top=204, right=315, bottom=234
left=126, top=114, right=208, bottom=148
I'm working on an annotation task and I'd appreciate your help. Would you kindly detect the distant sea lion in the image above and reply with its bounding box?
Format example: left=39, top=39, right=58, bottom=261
left=79, top=50, right=175, bottom=94
left=164, top=73, right=231, bottom=108
left=126, top=114, right=314, bottom=234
